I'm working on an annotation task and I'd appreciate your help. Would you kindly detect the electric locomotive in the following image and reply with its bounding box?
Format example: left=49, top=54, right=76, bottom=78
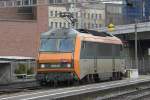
left=36, top=28, right=124, bottom=85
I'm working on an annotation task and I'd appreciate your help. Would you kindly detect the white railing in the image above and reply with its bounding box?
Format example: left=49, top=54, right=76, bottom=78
left=0, top=0, right=36, bottom=8
left=96, top=22, right=150, bottom=35
left=0, top=0, right=122, bottom=8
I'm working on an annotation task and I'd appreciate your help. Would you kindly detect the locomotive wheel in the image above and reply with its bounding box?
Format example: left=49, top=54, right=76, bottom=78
left=111, top=72, right=123, bottom=80
left=93, top=74, right=100, bottom=82
left=53, top=80, right=58, bottom=87
left=39, top=81, right=47, bottom=86
left=90, top=74, right=95, bottom=83
left=80, top=75, right=92, bottom=84
left=73, top=80, right=80, bottom=86
left=86, top=75, right=91, bottom=83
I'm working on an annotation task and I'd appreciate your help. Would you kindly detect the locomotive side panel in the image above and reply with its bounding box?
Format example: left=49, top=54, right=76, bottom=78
left=79, top=40, right=123, bottom=80
left=79, top=59, right=95, bottom=79
left=97, top=59, right=113, bottom=80
left=114, top=59, right=122, bottom=72
left=79, top=41, right=97, bottom=79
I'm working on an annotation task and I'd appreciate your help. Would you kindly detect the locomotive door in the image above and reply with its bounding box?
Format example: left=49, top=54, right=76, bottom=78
left=94, top=57, right=97, bottom=73
left=94, top=44, right=97, bottom=73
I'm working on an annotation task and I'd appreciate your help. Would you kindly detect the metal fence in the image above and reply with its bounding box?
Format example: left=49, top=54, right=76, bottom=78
left=11, top=60, right=36, bottom=81
left=125, top=58, right=150, bottom=75
left=0, top=58, right=36, bottom=84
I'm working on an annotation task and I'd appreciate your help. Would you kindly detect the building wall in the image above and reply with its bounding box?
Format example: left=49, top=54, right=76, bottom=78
left=123, top=0, right=150, bottom=24
left=0, top=0, right=48, bottom=58
left=105, top=3, right=124, bottom=26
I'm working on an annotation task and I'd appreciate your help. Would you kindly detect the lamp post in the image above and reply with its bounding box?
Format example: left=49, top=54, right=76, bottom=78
left=135, top=20, right=138, bottom=69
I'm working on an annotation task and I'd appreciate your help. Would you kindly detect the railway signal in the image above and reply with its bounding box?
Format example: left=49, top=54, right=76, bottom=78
left=108, top=23, right=115, bottom=32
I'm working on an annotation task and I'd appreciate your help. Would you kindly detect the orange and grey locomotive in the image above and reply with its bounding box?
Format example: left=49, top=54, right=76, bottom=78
left=36, top=28, right=124, bottom=84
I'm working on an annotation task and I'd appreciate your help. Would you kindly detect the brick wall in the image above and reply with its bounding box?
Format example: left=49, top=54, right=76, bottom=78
left=0, top=0, right=48, bottom=58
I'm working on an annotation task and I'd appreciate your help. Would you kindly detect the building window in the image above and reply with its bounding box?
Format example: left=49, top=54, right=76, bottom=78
left=84, top=23, right=86, bottom=28
left=95, top=14, right=98, bottom=19
left=56, top=0, right=63, bottom=3
left=88, top=13, right=90, bottom=19
left=50, top=11, right=53, bottom=17
left=55, top=11, right=57, bottom=17
left=49, top=0, right=55, bottom=4
left=99, top=24, right=101, bottom=28
left=31, top=0, right=37, bottom=4
left=51, top=22, right=53, bottom=28
left=84, top=13, right=86, bottom=18
left=68, top=23, right=70, bottom=28
left=95, top=24, right=98, bottom=28
left=64, top=22, right=66, bottom=28
left=88, top=23, right=90, bottom=29
left=59, top=11, right=61, bottom=17
left=99, top=14, right=101, bottom=19
left=59, top=22, right=62, bottom=28
left=76, top=23, right=78, bottom=29
left=23, top=0, right=29, bottom=5
left=55, top=22, right=58, bottom=28
left=92, top=23, right=94, bottom=28
left=76, top=12, right=78, bottom=18
left=91, top=14, right=94, bottom=19
left=80, top=12, right=83, bottom=18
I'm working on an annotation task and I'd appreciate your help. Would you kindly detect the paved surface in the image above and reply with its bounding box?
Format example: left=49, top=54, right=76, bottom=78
left=0, top=75, right=150, bottom=100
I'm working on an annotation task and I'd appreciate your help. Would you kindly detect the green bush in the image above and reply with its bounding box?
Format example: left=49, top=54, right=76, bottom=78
left=15, top=64, right=26, bottom=74
left=27, top=67, right=34, bottom=75
left=15, top=63, right=34, bottom=75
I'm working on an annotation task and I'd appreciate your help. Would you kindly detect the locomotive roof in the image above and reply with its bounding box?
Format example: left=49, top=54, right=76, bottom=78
left=77, top=29, right=122, bottom=45
left=40, top=28, right=122, bottom=44
left=77, top=29, right=113, bottom=37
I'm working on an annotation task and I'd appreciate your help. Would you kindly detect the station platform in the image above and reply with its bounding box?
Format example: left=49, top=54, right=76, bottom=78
left=0, top=75, right=150, bottom=100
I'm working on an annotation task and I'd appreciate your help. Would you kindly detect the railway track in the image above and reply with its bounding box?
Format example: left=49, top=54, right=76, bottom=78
left=99, top=82, right=150, bottom=100
left=0, top=76, right=150, bottom=100
left=0, top=80, right=41, bottom=94
left=0, top=80, right=80, bottom=95
left=1, top=76, right=150, bottom=100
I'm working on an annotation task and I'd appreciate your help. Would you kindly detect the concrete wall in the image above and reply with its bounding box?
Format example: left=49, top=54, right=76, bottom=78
left=0, top=0, right=48, bottom=58
left=105, top=3, right=124, bottom=26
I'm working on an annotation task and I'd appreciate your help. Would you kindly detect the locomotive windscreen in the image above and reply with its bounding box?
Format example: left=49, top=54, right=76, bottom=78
left=40, top=28, right=77, bottom=52
left=40, top=38, right=75, bottom=52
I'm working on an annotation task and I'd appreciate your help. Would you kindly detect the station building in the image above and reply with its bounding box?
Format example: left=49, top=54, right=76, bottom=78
left=0, top=0, right=48, bottom=58
left=0, top=0, right=49, bottom=83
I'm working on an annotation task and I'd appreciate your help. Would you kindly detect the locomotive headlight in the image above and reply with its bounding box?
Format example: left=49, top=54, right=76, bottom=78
left=41, top=64, right=45, bottom=68
left=67, top=64, right=71, bottom=68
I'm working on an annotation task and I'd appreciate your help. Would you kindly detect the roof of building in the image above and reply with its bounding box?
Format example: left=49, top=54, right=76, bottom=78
left=0, top=61, right=11, bottom=64
left=0, top=56, right=35, bottom=60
